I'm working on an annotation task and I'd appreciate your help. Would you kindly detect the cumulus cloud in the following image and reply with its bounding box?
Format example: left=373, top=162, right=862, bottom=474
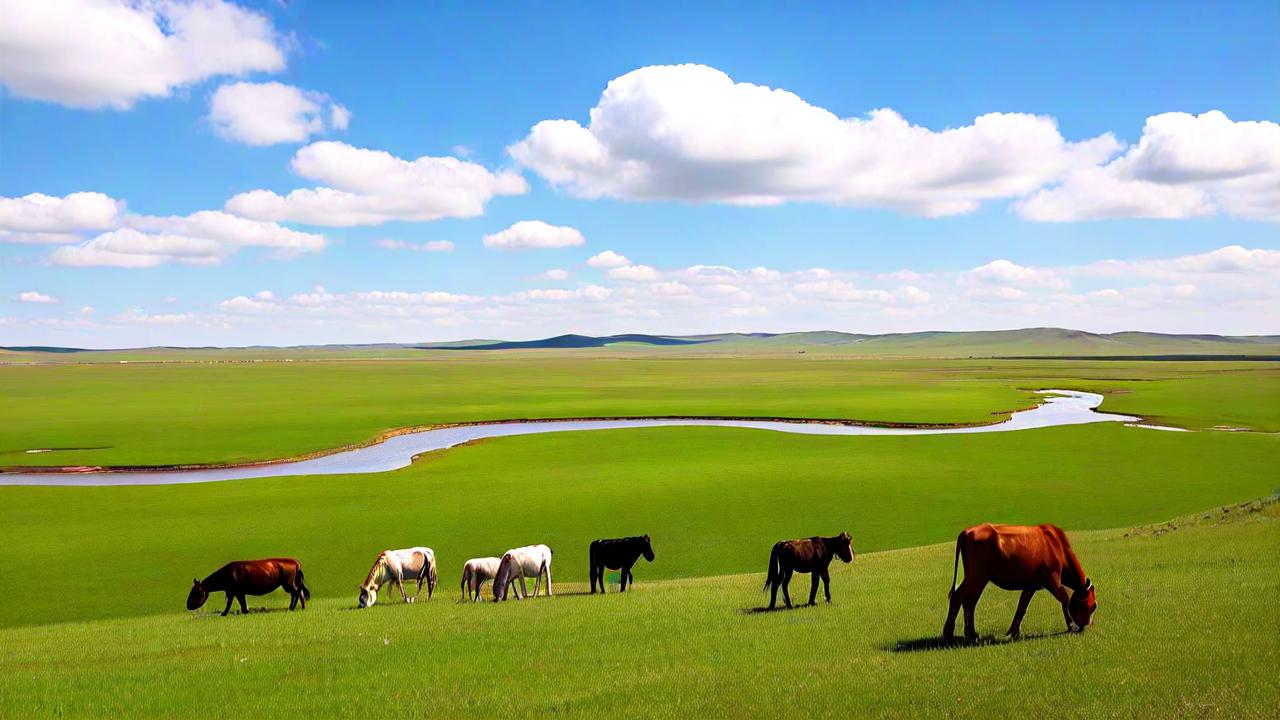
left=0, top=0, right=289, bottom=110
left=482, top=220, right=585, bottom=249
left=225, top=141, right=528, bottom=226
left=586, top=250, right=631, bottom=268
left=0, top=192, right=123, bottom=237
left=1018, top=112, right=1280, bottom=222
left=49, top=211, right=325, bottom=267
left=961, top=259, right=1069, bottom=290
left=208, top=82, right=350, bottom=146
left=607, top=264, right=660, bottom=282
left=509, top=64, right=1119, bottom=216
left=535, top=268, right=570, bottom=281
left=374, top=239, right=455, bottom=252
left=18, top=291, right=58, bottom=304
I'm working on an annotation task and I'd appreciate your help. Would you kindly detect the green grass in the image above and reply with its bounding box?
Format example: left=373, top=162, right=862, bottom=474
left=3, top=423, right=1277, bottom=628
left=2, top=497, right=1275, bottom=718
left=2, top=358, right=1278, bottom=467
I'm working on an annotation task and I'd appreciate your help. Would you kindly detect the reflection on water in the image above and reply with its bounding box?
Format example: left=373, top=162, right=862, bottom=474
left=1, top=390, right=1140, bottom=487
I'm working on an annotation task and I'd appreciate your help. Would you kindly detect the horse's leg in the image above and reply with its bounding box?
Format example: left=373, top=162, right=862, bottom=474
left=961, top=579, right=986, bottom=642
left=544, top=561, right=552, bottom=597
left=821, top=567, right=832, bottom=603
left=397, top=578, right=410, bottom=604
left=1008, top=588, right=1037, bottom=639
left=781, top=567, right=794, bottom=608
left=768, top=576, right=779, bottom=610
left=221, top=592, right=234, bottom=617
left=808, top=572, right=820, bottom=606
left=237, top=594, right=248, bottom=615
left=626, top=567, right=635, bottom=590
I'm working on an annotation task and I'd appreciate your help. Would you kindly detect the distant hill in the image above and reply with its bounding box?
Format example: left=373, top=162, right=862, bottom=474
left=419, top=334, right=713, bottom=350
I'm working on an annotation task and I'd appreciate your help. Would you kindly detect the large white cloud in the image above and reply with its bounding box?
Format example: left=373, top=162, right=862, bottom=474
left=482, top=220, right=585, bottom=249
left=508, top=64, right=1119, bottom=216
left=0, top=0, right=289, bottom=110
left=49, top=211, right=325, bottom=267
left=18, top=291, right=59, bottom=304
left=208, top=82, right=350, bottom=146
left=0, top=192, right=124, bottom=237
left=226, top=142, right=528, bottom=226
left=1018, top=112, right=1280, bottom=222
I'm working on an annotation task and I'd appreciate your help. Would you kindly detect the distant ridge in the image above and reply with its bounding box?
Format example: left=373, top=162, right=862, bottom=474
left=419, top=333, right=714, bottom=350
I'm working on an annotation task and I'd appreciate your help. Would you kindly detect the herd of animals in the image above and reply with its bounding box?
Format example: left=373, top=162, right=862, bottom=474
left=187, top=523, right=1097, bottom=641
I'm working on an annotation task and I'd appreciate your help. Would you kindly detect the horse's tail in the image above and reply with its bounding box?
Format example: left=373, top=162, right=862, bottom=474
left=460, top=565, right=471, bottom=601
left=297, top=567, right=312, bottom=601
left=948, top=532, right=964, bottom=599
left=427, top=554, right=438, bottom=599
left=763, top=543, right=781, bottom=593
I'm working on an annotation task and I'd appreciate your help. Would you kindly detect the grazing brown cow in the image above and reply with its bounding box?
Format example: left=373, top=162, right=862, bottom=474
left=187, top=558, right=310, bottom=616
left=764, top=533, right=855, bottom=609
left=943, top=524, right=1096, bottom=642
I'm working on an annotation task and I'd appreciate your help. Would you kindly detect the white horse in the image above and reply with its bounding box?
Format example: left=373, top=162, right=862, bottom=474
left=358, top=547, right=437, bottom=608
left=493, top=544, right=554, bottom=601
left=459, top=557, right=502, bottom=602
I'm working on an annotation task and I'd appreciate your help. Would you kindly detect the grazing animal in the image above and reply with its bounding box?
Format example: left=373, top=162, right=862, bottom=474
left=492, top=544, right=554, bottom=601
left=589, top=535, right=655, bottom=593
left=460, top=557, right=502, bottom=602
left=763, top=533, right=854, bottom=609
left=187, top=558, right=310, bottom=616
left=943, top=523, right=1097, bottom=642
left=358, top=547, right=437, bottom=608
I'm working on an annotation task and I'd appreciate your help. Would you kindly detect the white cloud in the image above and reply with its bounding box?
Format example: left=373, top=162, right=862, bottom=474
left=49, top=211, right=324, bottom=267
left=962, top=259, right=1069, bottom=290
left=375, top=239, right=456, bottom=252
left=112, top=309, right=199, bottom=325
left=483, top=220, right=585, bottom=249
left=509, top=63, right=1118, bottom=216
left=18, top=291, right=58, bottom=304
left=586, top=250, right=631, bottom=268
left=1018, top=112, right=1280, bottom=222
left=225, top=141, right=528, bottom=226
left=607, top=264, right=660, bottom=282
left=0, top=0, right=289, bottom=110
left=208, top=82, right=349, bottom=146
left=0, top=192, right=123, bottom=235
left=80, top=305, right=94, bottom=314
left=535, top=268, right=570, bottom=281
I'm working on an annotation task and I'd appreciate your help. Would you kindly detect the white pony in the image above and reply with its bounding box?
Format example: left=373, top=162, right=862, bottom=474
left=358, top=547, right=437, bottom=608
left=459, top=557, right=502, bottom=602
left=493, top=544, right=554, bottom=601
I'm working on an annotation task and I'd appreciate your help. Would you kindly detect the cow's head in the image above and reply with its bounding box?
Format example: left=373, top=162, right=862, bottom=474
left=836, top=532, right=855, bottom=563
left=1069, top=578, right=1097, bottom=629
left=642, top=534, right=655, bottom=562
left=358, top=584, right=378, bottom=608
left=187, top=578, right=208, bottom=611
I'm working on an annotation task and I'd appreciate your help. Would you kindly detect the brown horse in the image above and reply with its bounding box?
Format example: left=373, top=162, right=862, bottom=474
left=943, top=523, right=1096, bottom=642
left=763, top=533, right=854, bottom=609
left=187, top=558, right=310, bottom=616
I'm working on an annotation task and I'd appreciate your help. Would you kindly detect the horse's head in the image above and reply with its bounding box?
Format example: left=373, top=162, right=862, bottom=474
left=642, top=534, right=655, bottom=562
left=187, top=578, right=208, bottom=611
left=492, top=555, right=512, bottom=601
left=358, top=584, right=378, bottom=608
left=1069, top=578, right=1097, bottom=629
left=835, top=532, right=855, bottom=563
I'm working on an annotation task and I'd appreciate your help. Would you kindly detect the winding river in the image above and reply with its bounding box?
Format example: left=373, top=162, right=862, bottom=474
left=1, top=390, right=1145, bottom=487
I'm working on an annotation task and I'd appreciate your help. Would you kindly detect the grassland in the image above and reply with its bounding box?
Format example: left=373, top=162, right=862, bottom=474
left=3, top=357, right=1278, bottom=469
left=2, top=497, right=1275, bottom=718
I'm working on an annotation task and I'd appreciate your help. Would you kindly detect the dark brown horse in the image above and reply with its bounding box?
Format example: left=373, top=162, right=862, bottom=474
left=589, top=535, right=655, bottom=593
left=764, top=533, right=854, bottom=609
left=187, top=558, right=311, bottom=616
left=943, top=523, right=1096, bottom=642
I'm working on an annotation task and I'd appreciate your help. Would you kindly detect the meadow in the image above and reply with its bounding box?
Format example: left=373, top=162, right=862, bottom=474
left=1, top=353, right=1277, bottom=717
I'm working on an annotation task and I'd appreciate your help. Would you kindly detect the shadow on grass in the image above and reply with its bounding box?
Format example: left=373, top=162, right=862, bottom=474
left=742, top=602, right=828, bottom=615
left=888, top=630, right=1069, bottom=653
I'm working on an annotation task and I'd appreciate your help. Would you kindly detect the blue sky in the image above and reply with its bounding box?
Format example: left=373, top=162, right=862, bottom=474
left=2, top=1, right=1277, bottom=346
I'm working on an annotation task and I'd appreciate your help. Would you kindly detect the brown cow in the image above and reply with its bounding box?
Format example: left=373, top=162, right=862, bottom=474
left=764, top=533, right=855, bottom=609
left=943, top=524, right=1096, bottom=642
left=187, top=558, right=310, bottom=616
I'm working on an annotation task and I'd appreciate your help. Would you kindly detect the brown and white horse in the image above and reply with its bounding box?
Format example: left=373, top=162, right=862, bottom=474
left=493, top=544, right=554, bottom=601
left=460, top=557, right=502, bottom=602
left=358, top=547, right=437, bottom=608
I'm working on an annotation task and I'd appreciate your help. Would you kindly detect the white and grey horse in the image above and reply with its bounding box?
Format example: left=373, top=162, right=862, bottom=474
left=358, top=547, right=437, bottom=607
left=459, top=557, right=502, bottom=602
left=493, top=544, right=554, bottom=601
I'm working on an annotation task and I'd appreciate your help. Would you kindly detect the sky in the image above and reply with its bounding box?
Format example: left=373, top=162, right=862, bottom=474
left=1, top=1, right=1278, bottom=347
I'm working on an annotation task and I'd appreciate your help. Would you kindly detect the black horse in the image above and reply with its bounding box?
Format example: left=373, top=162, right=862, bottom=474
left=589, top=535, right=655, bottom=593
left=763, top=533, right=854, bottom=609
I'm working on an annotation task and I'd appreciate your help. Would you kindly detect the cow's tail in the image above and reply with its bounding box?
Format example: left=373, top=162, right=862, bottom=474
left=948, top=532, right=964, bottom=599
left=297, top=568, right=312, bottom=601
left=763, top=543, right=781, bottom=593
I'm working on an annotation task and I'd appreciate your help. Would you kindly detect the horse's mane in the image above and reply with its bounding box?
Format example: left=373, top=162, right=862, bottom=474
left=361, top=553, right=389, bottom=590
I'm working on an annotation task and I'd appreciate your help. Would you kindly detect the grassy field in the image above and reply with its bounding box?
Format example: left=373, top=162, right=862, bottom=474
left=2, top=497, right=1275, bottom=718
left=2, top=357, right=1278, bottom=468
left=3, top=423, right=1277, bottom=628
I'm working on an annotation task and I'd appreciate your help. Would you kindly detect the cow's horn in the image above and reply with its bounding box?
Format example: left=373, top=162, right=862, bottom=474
left=1084, top=578, right=1092, bottom=590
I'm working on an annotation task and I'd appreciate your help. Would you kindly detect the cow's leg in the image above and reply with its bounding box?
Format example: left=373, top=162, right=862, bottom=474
left=589, top=564, right=598, bottom=594
left=221, top=593, right=234, bottom=617
left=821, top=568, right=832, bottom=603
left=781, top=567, right=794, bottom=608
left=237, top=594, right=249, bottom=615
left=943, top=581, right=967, bottom=640
left=1007, top=589, right=1037, bottom=639
left=768, top=576, right=779, bottom=610
left=808, top=572, right=820, bottom=606
left=961, top=580, right=986, bottom=642
left=621, top=564, right=632, bottom=592
left=1047, top=579, right=1074, bottom=632
left=289, top=590, right=299, bottom=610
